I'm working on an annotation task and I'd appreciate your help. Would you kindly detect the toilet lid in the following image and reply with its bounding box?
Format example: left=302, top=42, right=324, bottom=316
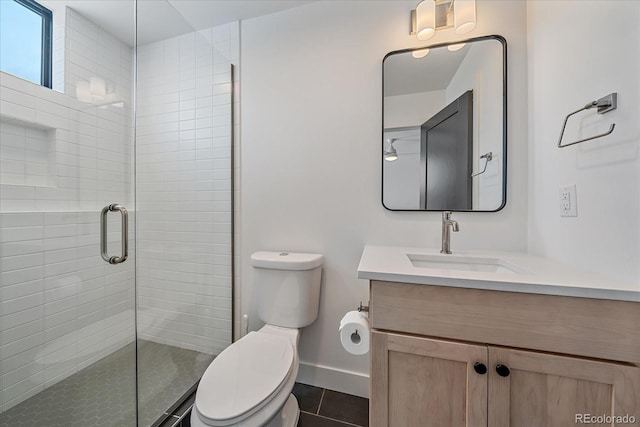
left=195, top=331, right=294, bottom=424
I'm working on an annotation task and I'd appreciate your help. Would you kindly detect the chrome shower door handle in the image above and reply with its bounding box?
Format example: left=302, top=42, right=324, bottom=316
left=101, top=204, right=128, bottom=264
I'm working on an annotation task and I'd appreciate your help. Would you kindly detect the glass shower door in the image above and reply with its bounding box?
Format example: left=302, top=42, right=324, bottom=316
left=0, top=0, right=137, bottom=425
left=135, top=2, right=235, bottom=425
left=1, top=0, right=235, bottom=425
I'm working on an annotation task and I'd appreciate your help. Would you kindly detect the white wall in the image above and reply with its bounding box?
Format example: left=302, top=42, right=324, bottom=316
left=0, top=7, right=134, bottom=411
left=527, top=1, right=640, bottom=285
left=446, top=41, right=503, bottom=210
left=382, top=128, right=421, bottom=210
left=135, top=23, right=238, bottom=355
left=383, top=90, right=444, bottom=211
left=240, top=0, right=529, bottom=397
left=384, top=90, right=445, bottom=129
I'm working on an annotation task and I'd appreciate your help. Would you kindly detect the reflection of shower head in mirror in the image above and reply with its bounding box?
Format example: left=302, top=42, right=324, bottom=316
left=384, top=139, right=398, bottom=162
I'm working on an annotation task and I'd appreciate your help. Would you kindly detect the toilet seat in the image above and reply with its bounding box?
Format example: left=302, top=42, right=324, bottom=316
left=194, top=329, right=297, bottom=426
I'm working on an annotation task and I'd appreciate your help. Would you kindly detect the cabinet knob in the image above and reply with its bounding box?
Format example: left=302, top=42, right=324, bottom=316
left=473, top=362, right=487, bottom=375
left=496, top=364, right=510, bottom=377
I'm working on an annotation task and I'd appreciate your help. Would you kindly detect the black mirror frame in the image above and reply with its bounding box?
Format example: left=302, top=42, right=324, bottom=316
left=381, top=34, right=507, bottom=212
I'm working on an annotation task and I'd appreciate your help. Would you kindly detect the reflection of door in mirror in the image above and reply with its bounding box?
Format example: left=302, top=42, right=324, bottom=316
left=423, top=90, right=473, bottom=210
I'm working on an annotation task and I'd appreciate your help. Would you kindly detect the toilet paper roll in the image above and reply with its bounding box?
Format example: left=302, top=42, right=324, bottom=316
left=339, top=311, right=370, bottom=355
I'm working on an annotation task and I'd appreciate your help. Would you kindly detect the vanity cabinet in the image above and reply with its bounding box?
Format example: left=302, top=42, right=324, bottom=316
left=371, top=332, right=488, bottom=426
left=369, top=280, right=640, bottom=427
left=488, top=346, right=639, bottom=427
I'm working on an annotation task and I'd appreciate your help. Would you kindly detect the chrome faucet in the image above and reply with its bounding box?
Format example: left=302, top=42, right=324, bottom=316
left=441, top=211, right=459, bottom=254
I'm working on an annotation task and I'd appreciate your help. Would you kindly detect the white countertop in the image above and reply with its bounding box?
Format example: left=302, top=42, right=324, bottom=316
left=357, top=245, right=640, bottom=302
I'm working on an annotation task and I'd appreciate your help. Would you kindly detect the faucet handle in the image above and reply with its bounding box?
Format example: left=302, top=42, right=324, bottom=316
left=442, top=211, right=459, bottom=231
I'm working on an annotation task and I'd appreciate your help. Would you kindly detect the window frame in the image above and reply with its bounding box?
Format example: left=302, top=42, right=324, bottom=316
left=11, top=0, right=53, bottom=88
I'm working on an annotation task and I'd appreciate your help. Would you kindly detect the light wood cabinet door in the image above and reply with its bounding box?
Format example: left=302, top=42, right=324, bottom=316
left=488, top=346, right=640, bottom=427
left=371, top=331, right=488, bottom=427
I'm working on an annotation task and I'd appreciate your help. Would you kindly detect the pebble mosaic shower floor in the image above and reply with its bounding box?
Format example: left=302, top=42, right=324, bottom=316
left=0, top=340, right=213, bottom=427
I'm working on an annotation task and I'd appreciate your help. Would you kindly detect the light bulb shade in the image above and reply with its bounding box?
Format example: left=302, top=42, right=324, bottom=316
left=384, top=154, right=398, bottom=162
left=447, top=43, right=466, bottom=52
left=412, top=48, right=430, bottom=59
left=89, top=77, right=106, bottom=100
left=416, top=1, right=436, bottom=41
left=454, top=0, right=476, bottom=34
left=75, top=81, right=92, bottom=103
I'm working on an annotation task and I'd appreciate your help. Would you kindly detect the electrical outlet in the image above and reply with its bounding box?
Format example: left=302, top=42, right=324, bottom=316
left=559, top=185, right=577, bottom=217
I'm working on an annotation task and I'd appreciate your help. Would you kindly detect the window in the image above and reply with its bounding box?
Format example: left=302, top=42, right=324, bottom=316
left=0, top=0, right=52, bottom=88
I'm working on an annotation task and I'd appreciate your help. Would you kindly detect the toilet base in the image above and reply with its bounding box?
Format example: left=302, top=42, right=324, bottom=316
left=190, top=393, right=299, bottom=427
left=264, top=394, right=299, bottom=427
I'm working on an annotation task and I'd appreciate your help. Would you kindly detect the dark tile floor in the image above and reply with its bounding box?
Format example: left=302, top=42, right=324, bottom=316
left=180, top=383, right=369, bottom=427
left=293, top=383, right=369, bottom=427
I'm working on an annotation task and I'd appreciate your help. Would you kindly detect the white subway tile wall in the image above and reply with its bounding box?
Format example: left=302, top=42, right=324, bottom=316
left=0, top=7, right=134, bottom=412
left=0, top=119, right=55, bottom=187
left=135, top=23, right=238, bottom=355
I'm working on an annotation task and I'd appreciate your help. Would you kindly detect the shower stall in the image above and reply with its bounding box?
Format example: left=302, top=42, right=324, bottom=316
left=0, top=1, right=236, bottom=425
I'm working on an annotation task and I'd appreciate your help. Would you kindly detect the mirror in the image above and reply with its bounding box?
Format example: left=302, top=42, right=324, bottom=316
left=382, top=35, right=506, bottom=211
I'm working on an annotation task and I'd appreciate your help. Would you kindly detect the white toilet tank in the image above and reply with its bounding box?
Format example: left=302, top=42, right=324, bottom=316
left=251, top=251, right=323, bottom=328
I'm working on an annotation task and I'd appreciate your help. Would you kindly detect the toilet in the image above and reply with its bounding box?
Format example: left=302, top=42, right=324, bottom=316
left=191, top=251, right=324, bottom=427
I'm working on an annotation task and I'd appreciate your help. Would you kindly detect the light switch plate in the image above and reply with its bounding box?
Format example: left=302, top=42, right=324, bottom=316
left=559, top=185, right=577, bottom=217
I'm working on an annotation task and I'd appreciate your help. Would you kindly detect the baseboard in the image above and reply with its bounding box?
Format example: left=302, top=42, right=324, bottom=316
left=296, top=361, right=369, bottom=398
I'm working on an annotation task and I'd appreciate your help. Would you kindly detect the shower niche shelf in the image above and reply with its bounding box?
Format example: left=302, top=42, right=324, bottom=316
left=0, top=116, right=57, bottom=188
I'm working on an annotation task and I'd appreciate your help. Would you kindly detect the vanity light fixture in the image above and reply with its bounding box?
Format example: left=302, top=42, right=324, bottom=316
left=454, top=0, right=476, bottom=34
left=415, top=0, right=436, bottom=40
left=89, top=77, right=106, bottom=100
left=412, top=48, right=430, bottom=58
left=384, top=139, right=398, bottom=162
left=75, top=77, right=124, bottom=108
left=410, top=0, right=476, bottom=41
left=447, top=43, right=466, bottom=51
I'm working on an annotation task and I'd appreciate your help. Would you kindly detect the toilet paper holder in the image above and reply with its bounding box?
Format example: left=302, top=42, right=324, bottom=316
left=340, top=307, right=371, bottom=355
left=357, top=301, right=369, bottom=313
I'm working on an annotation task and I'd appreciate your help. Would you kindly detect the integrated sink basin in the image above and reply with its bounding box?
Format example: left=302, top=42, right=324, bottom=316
left=358, top=246, right=640, bottom=302
left=407, top=253, right=524, bottom=274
